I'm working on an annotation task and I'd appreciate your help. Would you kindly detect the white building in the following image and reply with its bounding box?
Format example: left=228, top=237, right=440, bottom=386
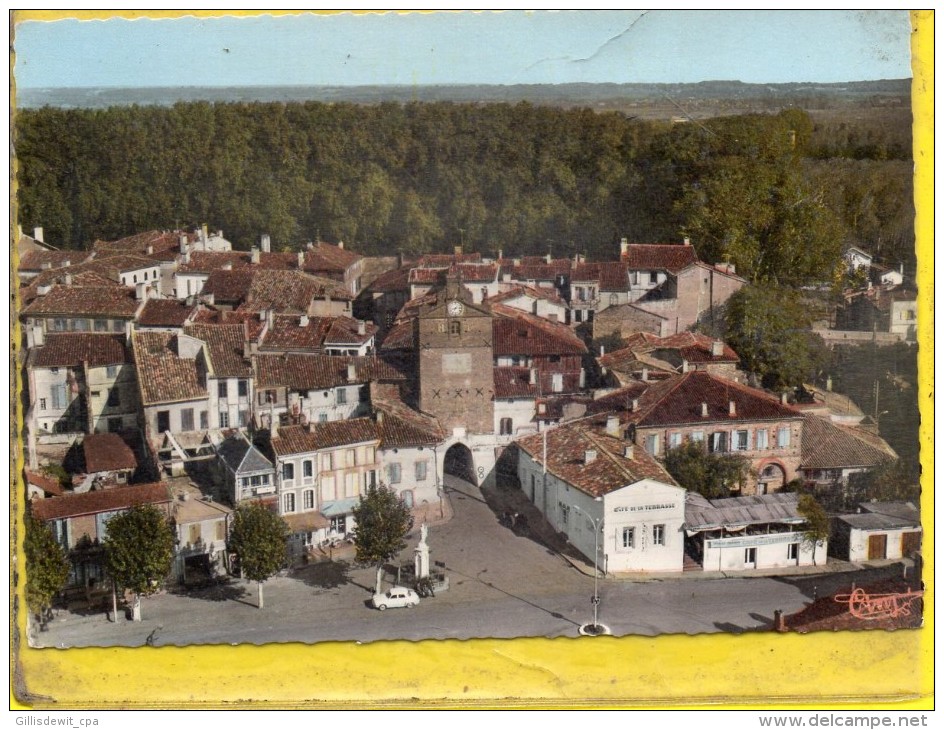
left=833, top=502, right=921, bottom=562
left=516, top=415, right=686, bottom=574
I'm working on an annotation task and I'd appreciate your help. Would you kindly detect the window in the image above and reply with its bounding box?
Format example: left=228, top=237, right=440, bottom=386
left=303, top=460, right=313, bottom=478
left=755, top=429, right=768, bottom=449
left=238, top=380, right=248, bottom=398
left=652, top=524, right=666, bottom=546
left=263, top=389, right=277, bottom=404
left=330, top=515, right=345, bottom=534
left=106, top=389, right=120, bottom=408
left=609, top=293, right=619, bottom=306
left=649, top=271, right=658, bottom=284
left=788, top=543, right=799, bottom=561
left=52, top=319, right=66, bottom=332
left=552, top=373, right=563, bottom=393
left=219, top=411, right=229, bottom=428
left=336, top=388, right=348, bottom=405
left=238, top=410, right=249, bottom=427
left=283, top=493, right=296, bottom=513
left=319, top=412, right=328, bottom=423
left=94, top=319, right=107, bottom=332
left=199, top=411, right=209, bottom=429
left=574, top=310, right=583, bottom=323
left=188, top=524, right=201, bottom=545
left=105, top=365, right=118, bottom=379
left=499, top=417, right=513, bottom=435
left=157, top=410, right=170, bottom=432
left=777, top=427, right=791, bottom=448
left=282, top=463, right=294, bottom=481
left=112, top=320, right=124, bottom=333
left=645, top=434, right=660, bottom=456
left=709, top=432, right=727, bottom=453
left=622, top=527, right=635, bottom=549
left=415, top=461, right=427, bottom=481
left=402, top=490, right=415, bottom=508
left=181, top=409, right=194, bottom=431
left=73, top=319, right=88, bottom=331
left=669, top=433, right=682, bottom=449
left=218, top=382, right=228, bottom=399
left=50, top=384, right=67, bottom=410
left=733, top=430, right=749, bottom=451
left=91, top=390, right=101, bottom=399
left=560, top=503, right=570, bottom=526
left=691, top=431, right=704, bottom=443
left=39, top=398, right=46, bottom=410
left=303, top=490, right=314, bottom=510
left=744, top=547, right=757, bottom=565
left=449, top=320, right=461, bottom=335
left=345, top=449, right=356, bottom=467
left=215, top=521, right=226, bottom=541
left=388, top=463, right=402, bottom=484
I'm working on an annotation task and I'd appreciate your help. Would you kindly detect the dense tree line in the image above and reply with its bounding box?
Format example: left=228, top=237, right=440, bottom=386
left=15, top=101, right=913, bottom=281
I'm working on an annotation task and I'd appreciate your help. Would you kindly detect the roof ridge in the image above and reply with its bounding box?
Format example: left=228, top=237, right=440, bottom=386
left=576, top=425, right=640, bottom=485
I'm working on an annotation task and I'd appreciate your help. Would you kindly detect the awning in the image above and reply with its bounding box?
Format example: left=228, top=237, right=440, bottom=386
left=284, top=511, right=329, bottom=533
left=320, top=497, right=360, bottom=518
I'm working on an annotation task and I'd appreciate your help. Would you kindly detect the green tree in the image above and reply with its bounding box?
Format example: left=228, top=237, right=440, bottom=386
left=352, top=484, right=413, bottom=594
left=663, top=441, right=752, bottom=499
left=102, top=504, right=175, bottom=621
left=798, top=494, right=830, bottom=564
left=24, top=511, right=70, bottom=629
left=846, top=461, right=919, bottom=507
left=226, top=502, right=289, bottom=609
left=724, top=284, right=827, bottom=389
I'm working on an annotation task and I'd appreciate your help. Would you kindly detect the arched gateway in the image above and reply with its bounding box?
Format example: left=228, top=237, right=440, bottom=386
left=443, top=442, right=477, bottom=486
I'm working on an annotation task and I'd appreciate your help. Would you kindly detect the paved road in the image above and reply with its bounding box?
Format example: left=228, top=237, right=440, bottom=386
left=33, top=476, right=906, bottom=648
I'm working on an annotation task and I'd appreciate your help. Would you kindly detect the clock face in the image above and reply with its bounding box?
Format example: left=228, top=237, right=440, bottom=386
left=447, top=300, right=464, bottom=317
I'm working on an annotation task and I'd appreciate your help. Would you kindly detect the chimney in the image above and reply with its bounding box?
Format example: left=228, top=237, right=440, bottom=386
left=584, top=450, right=597, bottom=465
left=221, top=262, right=233, bottom=271
left=620, top=237, right=629, bottom=257
left=62, top=259, right=71, bottom=267
left=606, top=415, right=620, bottom=437
left=40, top=261, right=52, bottom=271
left=299, top=314, right=309, bottom=327
left=454, top=245, right=463, bottom=256
left=631, top=398, right=640, bottom=412
left=529, top=368, right=538, bottom=385
left=36, top=283, right=51, bottom=296
left=217, top=230, right=224, bottom=239
left=64, top=272, right=73, bottom=287
left=711, top=340, right=724, bottom=357
left=781, top=392, right=789, bottom=405
left=179, top=234, right=189, bottom=253
left=266, top=309, right=274, bottom=329
left=202, top=223, right=209, bottom=243
left=729, top=400, right=736, bottom=416
left=600, top=345, right=605, bottom=357
left=701, top=402, right=709, bottom=417
left=375, top=409, right=383, bottom=425
left=545, top=253, right=552, bottom=264
left=337, top=241, right=344, bottom=250
left=260, top=234, right=271, bottom=253
left=183, top=250, right=191, bottom=265
left=623, top=444, right=634, bottom=460
left=357, top=320, right=366, bottom=335
left=146, top=244, right=154, bottom=256
left=579, top=368, right=586, bottom=388
left=681, top=359, right=689, bottom=373
left=33, top=226, right=44, bottom=243
left=498, top=248, right=503, bottom=260
left=641, top=368, right=649, bottom=382
left=347, top=363, right=358, bottom=382
left=251, top=247, right=260, bottom=264
left=297, top=251, right=305, bottom=268
left=33, top=325, right=45, bottom=347
left=683, top=237, right=691, bottom=246
left=135, top=282, right=148, bottom=301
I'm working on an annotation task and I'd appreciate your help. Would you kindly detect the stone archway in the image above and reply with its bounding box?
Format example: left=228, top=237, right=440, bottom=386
left=757, top=462, right=787, bottom=494
left=443, top=442, right=477, bottom=486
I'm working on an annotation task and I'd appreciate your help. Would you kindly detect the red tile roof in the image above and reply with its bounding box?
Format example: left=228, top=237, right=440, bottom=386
left=449, top=263, right=498, bottom=282
left=260, top=315, right=334, bottom=351
left=800, top=415, right=897, bottom=469
left=324, top=317, right=377, bottom=345
left=19, top=250, right=89, bottom=271
left=620, top=243, right=699, bottom=273
left=93, top=230, right=181, bottom=256
left=240, top=270, right=353, bottom=311
left=305, top=241, right=363, bottom=272
left=367, top=266, right=411, bottom=293
left=272, top=419, right=380, bottom=456
left=25, top=470, right=64, bottom=496
left=408, top=268, right=447, bottom=285
left=30, top=482, right=171, bottom=521
left=516, top=421, right=678, bottom=498
left=28, top=333, right=129, bottom=368
left=370, top=391, right=444, bottom=447
left=184, top=323, right=253, bottom=377
left=201, top=270, right=255, bottom=303
left=492, top=305, right=587, bottom=356
left=133, top=331, right=209, bottom=405
left=489, top=284, right=566, bottom=306
left=136, top=299, right=197, bottom=327
left=253, top=354, right=405, bottom=390
left=417, top=252, right=482, bottom=266
left=378, top=320, right=417, bottom=351
left=83, top=433, right=138, bottom=473
left=493, top=367, right=540, bottom=399
left=21, top=285, right=141, bottom=318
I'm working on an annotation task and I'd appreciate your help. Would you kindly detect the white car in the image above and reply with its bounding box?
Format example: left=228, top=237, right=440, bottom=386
left=371, top=586, right=420, bottom=611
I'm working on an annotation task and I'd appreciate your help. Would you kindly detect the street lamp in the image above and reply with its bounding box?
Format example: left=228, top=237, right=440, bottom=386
left=572, top=500, right=604, bottom=634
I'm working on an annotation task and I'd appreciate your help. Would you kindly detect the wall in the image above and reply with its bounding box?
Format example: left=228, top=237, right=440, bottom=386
left=87, top=363, right=139, bottom=433
left=848, top=526, right=922, bottom=562
left=379, top=444, right=439, bottom=507
left=601, top=479, right=686, bottom=573
left=494, top=398, right=539, bottom=441
left=701, top=530, right=824, bottom=571
left=208, top=375, right=253, bottom=430
left=145, top=398, right=210, bottom=435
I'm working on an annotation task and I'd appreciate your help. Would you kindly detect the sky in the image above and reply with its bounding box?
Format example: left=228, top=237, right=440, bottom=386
left=13, top=10, right=913, bottom=89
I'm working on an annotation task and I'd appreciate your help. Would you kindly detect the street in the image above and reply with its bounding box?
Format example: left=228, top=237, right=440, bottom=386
left=33, top=476, right=909, bottom=648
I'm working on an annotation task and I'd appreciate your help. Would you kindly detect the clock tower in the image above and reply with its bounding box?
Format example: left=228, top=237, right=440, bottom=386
left=417, top=274, right=494, bottom=435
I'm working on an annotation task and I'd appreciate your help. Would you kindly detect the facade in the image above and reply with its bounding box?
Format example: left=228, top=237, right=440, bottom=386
left=22, top=284, right=143, bottom=347
left=685, top=492, right=825, bottom=572
left=171, top=489, right=233, bottom=583
left=516, top=416, right=686, bottom=573
left=215, top=432, right=277, bottom=505
left=832, top=502, right=921, bottom=562
left=799, top=415, right=897, bottom=490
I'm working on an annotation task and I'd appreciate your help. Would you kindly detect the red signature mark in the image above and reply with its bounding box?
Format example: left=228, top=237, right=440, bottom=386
left=833, top=587, right=924, bottom=620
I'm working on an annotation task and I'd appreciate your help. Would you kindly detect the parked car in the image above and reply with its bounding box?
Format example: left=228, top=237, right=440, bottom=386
left=371, top=586, right=420, bottom=611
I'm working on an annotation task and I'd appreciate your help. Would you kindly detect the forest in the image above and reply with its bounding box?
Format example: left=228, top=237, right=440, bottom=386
left=14, top=101, right=914, bottom=286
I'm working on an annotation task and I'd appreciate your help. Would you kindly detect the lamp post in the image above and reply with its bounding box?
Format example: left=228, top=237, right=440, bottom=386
left=572, top=501, right=604, bottom=633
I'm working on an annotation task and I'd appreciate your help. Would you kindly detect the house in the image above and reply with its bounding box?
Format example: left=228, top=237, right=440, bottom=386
left=832, top=501, right=921, bottom=562
left=134, top=298, right=198, bottom=331
left=835, top=288, right=918, bottom=343
left=270, top=419, right=381, bottom=554
left=516, top=416, right=686, bottom=573
left=183, top=323, right=254, bottom=431
left=684, top=492, right=826, bottom=571
left=843, top=245, right=873, bottom=273
left=592, top=301, right=672, bottom=340
left=616, top=371, right=806, bottom=494
left=29, top=482, right=172, bottom=592
left=870, top=262, right=904, bottom=288
left=17, top=249, right=89, bottom=282
left=170, top=487, right=233, bottom=583
left=70, top=432, right=140, bottom=491
left=215, top=431, right=277, bottom=506
left=798, top=415, right=897, bottom=490
left=359, top=265, right=412, bottom=329
left=598, top=333, right=740, bottom=386
left=488, top=284, right=569, bottom=324
left=252, top=354, right=405, bottom=428
left=26, top=333, right=139, bottom=437
left=21, top=284, right=143, bottom=347
left=619, top=239, right=700, bottom=302
left=25, top=469, right=65, bottom=500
